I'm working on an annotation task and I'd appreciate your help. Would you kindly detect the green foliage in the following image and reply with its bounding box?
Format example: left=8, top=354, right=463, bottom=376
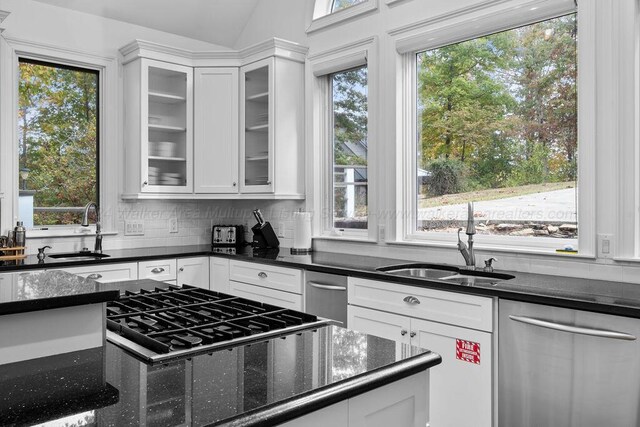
left=18, top=61, right=98, bottom=225
left=417, top=14, right=578, bottom=194
left=332, top=66, right=367, bottom=166
left=424, top=158, right=468, bottom=197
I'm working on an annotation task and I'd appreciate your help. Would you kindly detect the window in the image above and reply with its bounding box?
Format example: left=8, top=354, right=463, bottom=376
left=330, top=65, right=368, bottom=230
left=414, top=14, right=578, bottom=242
left=331, top=0, right=366, bottom=12
left=18, top=59, right=99, bottom=227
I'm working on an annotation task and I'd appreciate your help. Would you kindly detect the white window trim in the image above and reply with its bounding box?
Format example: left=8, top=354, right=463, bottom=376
left=0, top=36, right=118, bottom=236
left=308, top=36, right=379, bottom=241
left=307, top=0, right=379, bottom=34
left=394, top=0, right=596, bottom=255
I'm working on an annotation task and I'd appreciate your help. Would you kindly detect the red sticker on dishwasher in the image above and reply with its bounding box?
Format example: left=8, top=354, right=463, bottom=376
left=456, top=339, right=480, bottom=365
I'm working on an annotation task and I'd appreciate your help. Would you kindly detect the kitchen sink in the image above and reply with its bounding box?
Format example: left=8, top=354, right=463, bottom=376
left=48, top=252, right=110, bottom=261
left=377, top=263, right=514, bottom=285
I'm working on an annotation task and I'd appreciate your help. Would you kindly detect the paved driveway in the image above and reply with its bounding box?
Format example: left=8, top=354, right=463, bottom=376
left=418, top=188, right=577, bottom=223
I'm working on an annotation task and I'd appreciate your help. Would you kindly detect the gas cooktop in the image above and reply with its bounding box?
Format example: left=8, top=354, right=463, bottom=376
left=106, top=285, right=333, bottom=364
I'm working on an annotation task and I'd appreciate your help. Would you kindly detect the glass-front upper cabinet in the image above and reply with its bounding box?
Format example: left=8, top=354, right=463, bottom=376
left=240, top=58, right=274, bottom=193
left=123, top=58, right=193, bottom=195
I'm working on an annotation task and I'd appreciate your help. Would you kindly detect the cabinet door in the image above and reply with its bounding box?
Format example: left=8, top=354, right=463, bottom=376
left=60, top=262, right=138, bottom=283
left=141, top=59, right=193, bottom=194
left=347, top=305, right=411, bottom=347
left=240, top=57, right=274, bottom=193
left=411, top=318, right=492, bottom=427
left=229, top=281, right=302, bottom=310
left=210, top=257, right=230, bottom=293
left=194, top=68, right=239, bottom=194
left=177, top=257, right=209, bottom=289
left=139, top=259, right=177, bottom=282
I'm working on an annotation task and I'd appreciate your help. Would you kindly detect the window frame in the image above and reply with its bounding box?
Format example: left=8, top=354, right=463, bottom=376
left=308, top=0, right=379, bottom=34
left=309, top=37, right=379, bottom=241
left=0, top=36, right=118, bottom=238
left=394, top=0, right=596, bottom=255
left=17, top=57, right=100, bottom=229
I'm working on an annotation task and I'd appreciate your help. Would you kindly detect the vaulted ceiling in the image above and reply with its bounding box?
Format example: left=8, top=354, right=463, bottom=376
left=32, top=0, right=260, bottom=48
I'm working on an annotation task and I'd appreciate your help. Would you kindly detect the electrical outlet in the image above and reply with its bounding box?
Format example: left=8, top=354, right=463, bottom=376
left=277, top=222, right=286, bottom=238
left=597, top=233, right=613, bottom=258
left=169, top=218, right=178, bottom=233
left=124, top=220, right=144, bottom=236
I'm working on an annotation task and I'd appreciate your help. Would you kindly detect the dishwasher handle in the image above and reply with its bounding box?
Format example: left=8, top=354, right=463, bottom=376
left=308, top=281, right=347, bottom=291
left=509, top=315, right=637, bottom=341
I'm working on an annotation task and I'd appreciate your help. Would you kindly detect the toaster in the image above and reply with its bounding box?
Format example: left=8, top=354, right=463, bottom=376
left=212, top=225, right=245, bottom=247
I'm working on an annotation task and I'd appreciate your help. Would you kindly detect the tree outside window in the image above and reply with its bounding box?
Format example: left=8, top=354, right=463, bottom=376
left=18, top=59, right=99, bottom=227
left=416, top=14, right=577, bottom=239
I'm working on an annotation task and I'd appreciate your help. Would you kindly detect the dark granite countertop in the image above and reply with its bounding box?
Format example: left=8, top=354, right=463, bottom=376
left=2, top=244, right=640, bottom=318
left=0, top=326, right=441, bottom=426
left=0, top=270, right=119, bottom=315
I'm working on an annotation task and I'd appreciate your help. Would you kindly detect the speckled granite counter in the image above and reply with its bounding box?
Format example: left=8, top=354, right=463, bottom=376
left=1, top=325, right=441, bottom=426
left=0, top=270, right=119, bottom=315
left=2, top=244, right=640, bottom=318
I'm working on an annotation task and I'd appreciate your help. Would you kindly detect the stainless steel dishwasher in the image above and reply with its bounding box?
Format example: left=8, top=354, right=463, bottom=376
left=499, top=299, right=640, bottom=427
left=304, top=271, right=347, bottom=325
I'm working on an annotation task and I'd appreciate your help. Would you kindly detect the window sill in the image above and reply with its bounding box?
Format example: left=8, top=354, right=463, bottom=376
left=307, top=0, right=379, bottom=34
left=26, top=228, right=118, bottom=239
left=314, top=235, right=378, bottom=244
left=388, top=239, right=596, bottom=260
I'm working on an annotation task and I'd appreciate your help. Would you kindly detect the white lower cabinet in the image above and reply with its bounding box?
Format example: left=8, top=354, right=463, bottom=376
left=177, top=256, right=209, bottom=289
left=139, top=259, right=177, bottom=283
left=210, top=257, right=230, bottom=293
left=348, top=278, right=493, bottom=427
left=229, top=260, right=303, bottom=310
left=280, top=371, right=429, bottom=427
left=58, top=262, right=138, bottom=283
left=229, top=281, right=302, bottom=310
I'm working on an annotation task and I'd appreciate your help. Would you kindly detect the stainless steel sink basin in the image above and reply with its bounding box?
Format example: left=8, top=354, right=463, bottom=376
left=377, top=263, right=514, bottom=285
left=48, top=252, right=110, bottom=261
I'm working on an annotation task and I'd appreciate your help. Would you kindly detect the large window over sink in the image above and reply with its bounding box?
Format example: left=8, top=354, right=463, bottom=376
left=413, top=14, right=578, bottom=243
left=17, top=58, right=99, bottom=227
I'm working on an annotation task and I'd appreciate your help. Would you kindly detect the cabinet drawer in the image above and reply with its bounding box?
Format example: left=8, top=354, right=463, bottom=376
left=229, top=260, right=302, bottom=294
left=229, top=281, right=302, bottom=310
left=348, top=277, right=493, bottom=332
left=60, top=262, right=138, bottom=283
left=139, top=259, right=177, bottom=282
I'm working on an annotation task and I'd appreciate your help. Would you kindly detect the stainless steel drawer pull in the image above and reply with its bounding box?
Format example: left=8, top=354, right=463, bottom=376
left=151, top=267, right=165, bottom=274
left=509, top=315, right=637, bottom=341
left=410, top=331, right=416, bottom=338
left=308, top=282, right=346, bottom=291
left=179, top=267, right=184, bottom=272
left=403, top=296, right=421, bottom=305
left=400, top=329, right=408, bottom=336
left=86, top=273, right=102, bottom=280
left=258, top=272, right=268, bottom=279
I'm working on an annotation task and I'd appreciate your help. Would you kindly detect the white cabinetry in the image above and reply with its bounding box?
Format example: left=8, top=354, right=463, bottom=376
left=348, top=277, right=493, bottom=427
left=177, top=256, right=209, bottom=289
left=194, top=68, right=239, bottom=194
left=229, top=260, right=303, bottom=310
left=280, top=371, right=429, bottom=427
left=240, top=57, right=304, bottom=197
left=124, top=58, right=193, bottom=195
left=139, top=259, right=177, bottom=284
left=210, top=257, right=230, bottom=293
left=58, top=262, right=138, bottom=283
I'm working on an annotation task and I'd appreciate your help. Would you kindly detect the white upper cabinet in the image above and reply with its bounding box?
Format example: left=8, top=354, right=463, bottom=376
left=123, top=58, right=194, bottom=195
left=240, top=57, right=305, bottom=198
left=194, top=67, right=239, bottom=194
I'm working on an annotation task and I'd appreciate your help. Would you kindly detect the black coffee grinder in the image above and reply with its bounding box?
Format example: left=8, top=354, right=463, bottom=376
left=251, top=209, right=280, bottom=249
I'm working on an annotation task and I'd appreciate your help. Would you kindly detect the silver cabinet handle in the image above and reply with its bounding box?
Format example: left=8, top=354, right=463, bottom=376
left=151, top=267, right=165, bottom=274
left=509, top=315, right=637, bottom=341
left=143, top=181, right=148, bottom=186
left=410, top=331, right=416, bottom=338
left=179, top=267, right=184, bottom=272
left=258, top=272, right=268, bottom=279
left=86, top=273, right=103, bottom=280
left=403, top=296, right=421, bottom=305
left=233, top=182, right=237, bottom=186
left=308, top=281, right=346, bottom=291
left=400, top=329, right=408, bottom=336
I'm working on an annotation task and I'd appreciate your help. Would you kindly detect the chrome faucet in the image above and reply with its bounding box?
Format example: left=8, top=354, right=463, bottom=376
left=457, top=202, right=476, bottom=269
left=81, top=201, right=102, bottom=253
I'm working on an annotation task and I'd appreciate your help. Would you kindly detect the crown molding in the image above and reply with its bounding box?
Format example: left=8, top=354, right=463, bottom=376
left=120, top=37, right=308, bottom=67
left=0, top=10, right=10, bottom=33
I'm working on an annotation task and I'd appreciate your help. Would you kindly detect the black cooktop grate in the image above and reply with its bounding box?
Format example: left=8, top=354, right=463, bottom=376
left=107, top=285, right=319, bottom=354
